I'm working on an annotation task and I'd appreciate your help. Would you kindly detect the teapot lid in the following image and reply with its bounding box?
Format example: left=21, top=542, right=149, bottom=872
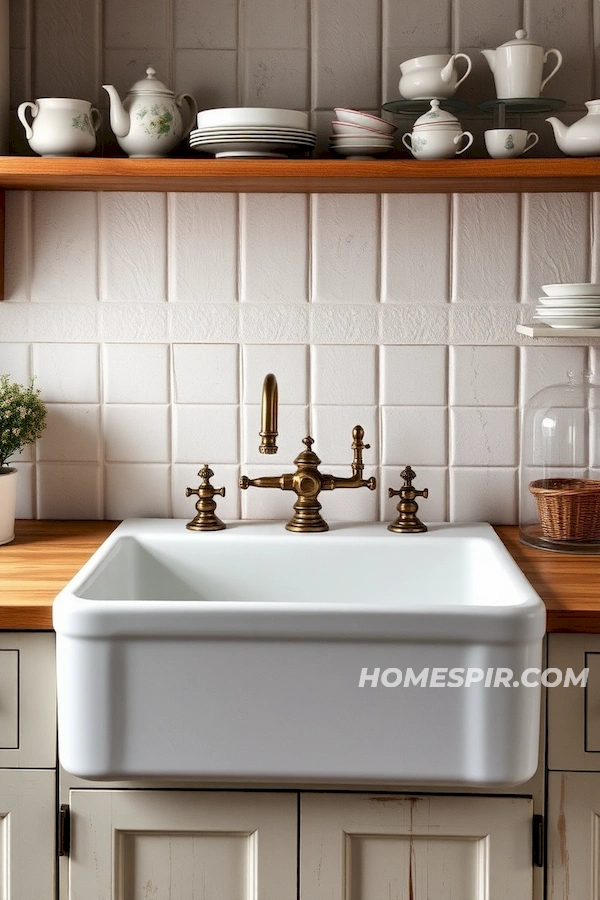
left=413, top=99, right=460, bottom=128
left=127, top=66, right=173, bottom=96
left=497, top=28, right=540, bottom=48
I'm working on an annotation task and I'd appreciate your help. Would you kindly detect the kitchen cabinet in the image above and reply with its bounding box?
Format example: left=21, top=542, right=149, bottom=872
left=0, top=634, right=56, bottom=899
left=300, top=792, right=534, bottom=899
left=547, top=772, right=600, bottom=900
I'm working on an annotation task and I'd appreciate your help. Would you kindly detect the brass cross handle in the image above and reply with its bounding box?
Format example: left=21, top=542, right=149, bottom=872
left=185, top=464, right=226, bottom=531
left=387, top=465, right=428, bottom=534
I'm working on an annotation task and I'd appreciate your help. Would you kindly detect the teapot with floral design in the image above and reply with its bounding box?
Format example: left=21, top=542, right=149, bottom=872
left=103, top=67, right=197, bottom=158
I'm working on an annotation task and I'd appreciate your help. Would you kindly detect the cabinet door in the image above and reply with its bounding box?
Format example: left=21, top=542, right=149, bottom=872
left=68, top=789, right=297, bottom=900
left=547, top=633, right=600, bottom=771
left=300, top=793, right=533, bottom=900
left=547, top=772, right=600, bottom=899
left=0, top=769, right=56, bottom=899
left=0, top=633, right=55, bottom=768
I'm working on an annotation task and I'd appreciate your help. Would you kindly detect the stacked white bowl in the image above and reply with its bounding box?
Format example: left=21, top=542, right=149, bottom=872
left=190, top=108, right=317, bottom=158
left=534, top=284, right=600, bottom=329
left=330, top=108, right=396, bottom=158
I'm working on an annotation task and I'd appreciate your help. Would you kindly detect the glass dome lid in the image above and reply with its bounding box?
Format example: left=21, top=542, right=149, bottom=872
left=519, top=371, right=600, bottom=553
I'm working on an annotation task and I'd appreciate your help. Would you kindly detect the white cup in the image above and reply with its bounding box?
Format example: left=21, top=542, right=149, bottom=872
left=17, top=97, right=101, bottom=157
left=402, top=128, right=473, bottom=160
left=484, top=128, right=539, bottom=159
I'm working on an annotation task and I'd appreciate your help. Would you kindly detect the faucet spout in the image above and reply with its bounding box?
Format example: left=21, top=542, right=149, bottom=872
left=259, top=373, right=278, bottom=454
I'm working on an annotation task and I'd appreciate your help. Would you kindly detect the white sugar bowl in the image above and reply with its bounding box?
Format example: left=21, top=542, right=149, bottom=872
left=402, top=99, right=473, bottom=160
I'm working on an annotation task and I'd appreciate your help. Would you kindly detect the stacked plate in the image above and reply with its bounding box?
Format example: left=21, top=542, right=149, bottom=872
left=329, top=108, right=396, bottom=158
left=534, top=283, right=600, bottom=329
left=190, top=107, right=316, bottom=158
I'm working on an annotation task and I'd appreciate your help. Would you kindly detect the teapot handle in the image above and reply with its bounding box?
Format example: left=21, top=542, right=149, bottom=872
left=17, top=101, right=38, bottom=140
left=175, top=93, right=198, bottom=138
left=540, top=48, right=562, bottom=93
left=452, top=53, right=472, bottom=90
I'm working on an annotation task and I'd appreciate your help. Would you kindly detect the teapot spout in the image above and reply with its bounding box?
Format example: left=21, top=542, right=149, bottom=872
left=480, top=49, right=496, bottom=73
left=546, top=116, right=568, bottom=149
left=102, top=84, right=130, bottom=138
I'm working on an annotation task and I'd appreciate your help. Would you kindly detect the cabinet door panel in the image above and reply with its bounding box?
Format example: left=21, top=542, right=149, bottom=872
left=0, top=650, right=18, bottom=749
left=547, top=634, right=600, bottom=770
left=0, top=633, right=55, bottom=768
left=0, top=769, right=55, bottom=900
left=300, top=793, right=533, bottom=900
left=547, top=772, right=600, bottom=899
left=69, top=789, right=297, bottom=900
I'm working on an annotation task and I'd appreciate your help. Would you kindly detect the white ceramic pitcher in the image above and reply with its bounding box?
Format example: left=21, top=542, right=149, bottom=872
left=399, top=53, right=472, bottom=100
left=481, top=30, right=562, bottom=99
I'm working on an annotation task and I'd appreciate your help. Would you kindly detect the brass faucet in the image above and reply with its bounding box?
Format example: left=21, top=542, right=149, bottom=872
left=240, top=373, right=377, bottom=532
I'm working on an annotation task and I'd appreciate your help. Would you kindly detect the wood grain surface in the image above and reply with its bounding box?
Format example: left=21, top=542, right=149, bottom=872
left=0, top=521, right=598, bottom=631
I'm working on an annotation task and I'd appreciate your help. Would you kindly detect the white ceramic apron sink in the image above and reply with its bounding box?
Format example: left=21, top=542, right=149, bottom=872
left=53, top=521, right=545, bottom=785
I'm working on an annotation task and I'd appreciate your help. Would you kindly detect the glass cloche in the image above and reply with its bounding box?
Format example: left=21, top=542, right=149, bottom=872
left=520, top=371, right=600, bottom=553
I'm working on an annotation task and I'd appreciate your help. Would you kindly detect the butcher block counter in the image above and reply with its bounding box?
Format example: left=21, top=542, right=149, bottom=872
left=0, top=520, right=598, bottom=632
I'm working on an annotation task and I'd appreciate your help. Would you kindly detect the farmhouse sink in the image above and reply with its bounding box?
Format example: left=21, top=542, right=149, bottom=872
left=53, top=520, right=545, bottom=785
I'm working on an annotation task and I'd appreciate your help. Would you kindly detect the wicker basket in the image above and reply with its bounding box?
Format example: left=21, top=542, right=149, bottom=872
left=529, top=478, right=600, bottom=541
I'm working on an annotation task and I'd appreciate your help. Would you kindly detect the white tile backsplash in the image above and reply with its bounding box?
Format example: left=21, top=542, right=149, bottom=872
left=7, top=0, right=600, bottom=525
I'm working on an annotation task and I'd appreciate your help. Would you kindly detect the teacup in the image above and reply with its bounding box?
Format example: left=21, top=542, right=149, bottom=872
left=17, top=97, right=101, bottom=157
left=399, top=53, right=472, bottom=100
left=484, top=128, right=539, bottom=158
left=402, top=128, right=473, bottom=160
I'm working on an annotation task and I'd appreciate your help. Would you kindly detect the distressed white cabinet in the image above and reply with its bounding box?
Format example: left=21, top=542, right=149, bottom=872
left=67, top=789, right=298, bottom=900
left=0, top=633, right=56, bottom=899
left=300, top=792, right=534, bottom=900
left=547, top=772, right=600, bottom=900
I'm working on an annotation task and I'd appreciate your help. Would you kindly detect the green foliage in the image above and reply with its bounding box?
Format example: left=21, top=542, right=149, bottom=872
left=0, top=376, right=46, bottom=468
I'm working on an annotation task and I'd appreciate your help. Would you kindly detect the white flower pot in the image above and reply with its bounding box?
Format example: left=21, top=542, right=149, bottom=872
left=0, top=467, right=18, bottom=545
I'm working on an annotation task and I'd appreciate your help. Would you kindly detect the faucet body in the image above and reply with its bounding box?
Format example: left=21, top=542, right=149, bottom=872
left=240, top=375, right=376, bottom=532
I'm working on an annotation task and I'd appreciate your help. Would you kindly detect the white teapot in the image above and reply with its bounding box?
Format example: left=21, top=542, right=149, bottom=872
left=481, top=30, right=562, bottom=99
left=547, top=100, right=600, bottom=156
left=103, top=67, right=197, bottom=158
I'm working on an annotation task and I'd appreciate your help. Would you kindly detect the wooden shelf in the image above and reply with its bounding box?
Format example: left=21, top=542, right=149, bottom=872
left=517, top=324, right=600, bottom=337
left=0, top=156, right=599, bottom=194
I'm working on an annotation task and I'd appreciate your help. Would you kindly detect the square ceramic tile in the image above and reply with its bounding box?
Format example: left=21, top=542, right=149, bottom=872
left=104, top=0, right=168, bottom=48
left=104, top=344, right=170, bottom=403
left=37, top=463, right=102, bottom=519
left=172, top=344, right=239, bottom=404
left=383, top=195, right=450, bottom=304
left=174, top=49, right=238, bottom=113
left=240, top=464, right=300, bottom=520
left=450, top=407, right=518, bottom=467
left=33, top=344, right=100, bottom=403
left=0, top=344, right=31, bottom=383
left=173, top=405, right=239, bottom=464
left=520, top=346, right=589, bottom=404
left=242, top=405, right=309, bottom=464
left=241, top=194, right=309, bottom=303
left=13, top=463, right=34, bottom=519
left=450, top=346, right=517, bottom=406
left=452, top=194, right=520, bottom=303
left=244, top=0, right=309, bottom=47
left=100, top=194, right=167, bottom=303
left=172, top=464, right=240, bottom=520
left=381, top=465, right=448, bottom=523
left=312, top=345, right=377, bottom=405
left=104, top=405, right=170, bottom=463
left=105, top=464, right=170, bottom=518
left=382, top=406, right=447, bottom=467
left=243, top=345, right=308, bottom=405
left=37, top=404, right=101, bottom=462
left=100, top=305, right=168, bottom=342
left=317, top=465, right=379, bottom=522
left=175, top=0, right=238, bottom=49
left=381, top=346, right=447, bottom=405
left=449, top=467, right=518, bottom=524
left=31, top=193, right=98, bottom=303
left=521, top=194, right=590, bottom=301
left=169, top=193, right=238, bottom=303
left=312, top=405, right=379, bottom=466
left=243, top=49, right=309, bottom=109
left=312, top=195, right=379, bottom=304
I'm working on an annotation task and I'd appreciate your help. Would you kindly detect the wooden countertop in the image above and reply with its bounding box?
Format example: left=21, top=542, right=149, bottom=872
left=0, top=521, right=598, bottom=632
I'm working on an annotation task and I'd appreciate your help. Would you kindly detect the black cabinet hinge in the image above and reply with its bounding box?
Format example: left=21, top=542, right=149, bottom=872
left=532, top=814, right=544, bottom=867
left=58, top=804, right=70, bottom=857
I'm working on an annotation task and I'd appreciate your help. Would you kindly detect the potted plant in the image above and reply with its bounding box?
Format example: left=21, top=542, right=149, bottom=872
left=0, top=375, right=46, bottom=544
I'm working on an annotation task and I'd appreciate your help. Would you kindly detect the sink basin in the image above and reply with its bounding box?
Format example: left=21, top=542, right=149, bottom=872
left=53, top=520, right=545, bottom=785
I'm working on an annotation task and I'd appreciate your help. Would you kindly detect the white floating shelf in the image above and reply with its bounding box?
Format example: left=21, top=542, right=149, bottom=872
left=517, top=324, right=600, bottom=338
